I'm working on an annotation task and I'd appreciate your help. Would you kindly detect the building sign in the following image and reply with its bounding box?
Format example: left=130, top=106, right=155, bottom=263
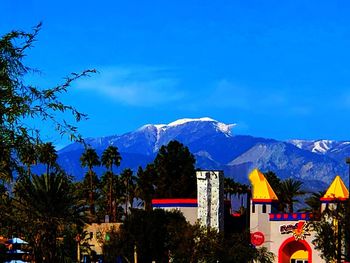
left=251, top=231, right=265, bottom=246
left=280, top=221, right=311, bottom=241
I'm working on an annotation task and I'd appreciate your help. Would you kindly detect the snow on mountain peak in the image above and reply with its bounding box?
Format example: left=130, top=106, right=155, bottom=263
left=312, top=140, right=335, bottom=153
left=167, top=117, right=235, bottom=136
left=289, top=139, right=337, bottom=154
left=138, top=117, right=236, bottom=137
left=167, top=117, right=216, bottom=127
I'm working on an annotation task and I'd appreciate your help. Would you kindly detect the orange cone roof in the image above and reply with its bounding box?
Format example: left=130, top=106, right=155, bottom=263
left=249, top=168, right=278, bottom=202
left=321, top=175, right=349, bottom=201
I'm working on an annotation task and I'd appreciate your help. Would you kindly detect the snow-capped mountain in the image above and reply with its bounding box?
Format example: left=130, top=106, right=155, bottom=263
left=288, top=139, right=338, bottom=154
left=58, top=118, right=350, bottom=191
left=288, top=139, right=350, bottom=163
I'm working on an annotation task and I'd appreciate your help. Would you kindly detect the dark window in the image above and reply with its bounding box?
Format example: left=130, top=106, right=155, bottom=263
left=262, top=204, right=267, bottom=213
left=291, top=260, right=296, bottom=263
left=252, top=204, right=255, bottom=213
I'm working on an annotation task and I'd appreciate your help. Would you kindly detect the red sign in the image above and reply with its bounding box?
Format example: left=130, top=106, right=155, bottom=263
left=251, top=231, right=265, bottom=246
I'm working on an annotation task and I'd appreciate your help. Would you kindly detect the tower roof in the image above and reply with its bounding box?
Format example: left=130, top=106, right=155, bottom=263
left=249, top=168, right=278, bottom=202
left=321, top=175, right=349, bottom=201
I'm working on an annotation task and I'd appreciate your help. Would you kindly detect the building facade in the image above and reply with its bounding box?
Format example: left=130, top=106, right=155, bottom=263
left=249, top=168, right=349, bottom=263
left=152, top=170, right=224, bottom=231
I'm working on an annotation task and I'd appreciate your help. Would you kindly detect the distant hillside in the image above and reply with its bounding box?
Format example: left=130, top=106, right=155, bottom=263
left=58, top=117, right=349, bottom=192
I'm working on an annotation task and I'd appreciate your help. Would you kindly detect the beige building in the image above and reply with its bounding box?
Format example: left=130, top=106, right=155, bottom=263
left=83, top=223, right=122, bottom=255
left=152, top=170, right=224, bottom=231
left=249, top=168, right=349, bottom=263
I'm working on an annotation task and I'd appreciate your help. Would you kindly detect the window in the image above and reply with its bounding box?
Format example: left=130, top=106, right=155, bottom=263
left=262, top=204, right=266, bottom=213
left=252, top=204, right=255, bottom=213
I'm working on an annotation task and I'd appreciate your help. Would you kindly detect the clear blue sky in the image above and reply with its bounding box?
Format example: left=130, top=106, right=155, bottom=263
left=3, top=1, right=350, bottom=146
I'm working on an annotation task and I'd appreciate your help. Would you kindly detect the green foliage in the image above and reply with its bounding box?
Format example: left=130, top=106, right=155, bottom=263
left=279, top=178, right=305, bottom=213
left=312, top=202, right=350, bottom=262
left=313, top=218, right=338, bottom=262
left=0, top=24, right=95, bottom=262
left=300, top=191, right=325, bottom=219
left=254, top=246, right=275, bottom=263
left=0, top=24, right=95, bottom=184
left=264, top=171, right=281, bottom=193
left=153, top=140, right=196, bottom=198
left=101, top=146, right=122, bottom=172
left=13, top=172, right=86, bottom=262
left=136, top=165, right=155, bottom=211
left=120, top=168, right=137, bottom=215
left=264, top=171, right=305, bottom=213
left=101, top=146, right=122, bottom=222
left=80, top=148, right=101, bottom=217
left=103, top=209, right=266, bottom=263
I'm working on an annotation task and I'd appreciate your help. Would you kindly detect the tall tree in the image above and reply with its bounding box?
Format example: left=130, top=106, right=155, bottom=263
left=136, top=165, right=155, bottom=211
left=80, top=148, right=100, bottom=217
left=264, top=171, right=281, bottom=193
left=0, top=24, right=95, bottom=183
left=18, top=141, right=38, bottom=177
left=101, top=146, right=122, bottom=222
left=13, top=172, right=86, bottom=263
left=279, top=178, right=305, bottom=213
left=38, top=142, right=58, bottom=175
left=300, top=191, right=325, bottom=219
left=153, top=140, right=196, bottom=198
left=120, top=168, right=137, bottom=216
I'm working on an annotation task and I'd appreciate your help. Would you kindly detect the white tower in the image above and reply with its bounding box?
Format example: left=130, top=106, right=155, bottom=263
left=196, top=170, right=224, bottom=231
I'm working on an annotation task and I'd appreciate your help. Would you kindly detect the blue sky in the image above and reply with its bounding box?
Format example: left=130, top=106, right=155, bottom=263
left=3, top=1, right=350, bottom=146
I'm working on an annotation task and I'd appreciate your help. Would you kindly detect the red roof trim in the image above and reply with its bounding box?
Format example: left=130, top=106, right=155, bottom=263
left=252, top=198, right=277, bottom=203
left=320, top=197, right=348, bottom=201
left=152, top=199, right=198, bottom=204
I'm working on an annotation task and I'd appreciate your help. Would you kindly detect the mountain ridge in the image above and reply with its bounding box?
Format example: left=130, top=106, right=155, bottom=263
left=58, top=118, right=350, bottom=191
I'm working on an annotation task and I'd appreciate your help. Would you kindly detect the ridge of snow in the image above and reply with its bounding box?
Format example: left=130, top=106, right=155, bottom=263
left=312, top=140, right=333, bottom=153
left=288, top=139, right=305, bottom=149
left=167, top=117, right=216, bottom=127
left=138, top=117, right=236, bottom=148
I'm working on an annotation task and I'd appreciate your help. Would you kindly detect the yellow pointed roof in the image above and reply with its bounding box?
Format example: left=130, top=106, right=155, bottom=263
left=321, top=175, right=349, bottom=201
left=249, top=168, right=278, bottom=202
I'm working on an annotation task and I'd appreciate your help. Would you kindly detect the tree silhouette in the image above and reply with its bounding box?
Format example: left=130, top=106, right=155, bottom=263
left=0, top=24, right=95, bottom=185
left=136, top=165, right=155, bottom=211
left=14, top=172, right=86, bottom=262
left=279, top=178, right=305, bottom=213
left=80, top=148, right=100, bottom=217
left=38, top=142, right=58, bottom=175
left=120, top=168, right=137, bottom=216
left=153, top=140, right=196, bottom=198
left=101, top=146, right=122, bottom=222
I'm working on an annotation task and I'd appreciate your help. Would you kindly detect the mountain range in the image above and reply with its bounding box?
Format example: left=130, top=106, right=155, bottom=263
left=57, top=117, right=350, bottom=192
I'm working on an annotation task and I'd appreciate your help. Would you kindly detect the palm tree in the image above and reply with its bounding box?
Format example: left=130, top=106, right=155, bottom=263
left=300, top=191, right=325, bottom=219
left=120, top=168, right=137, bottom=216
left=14, top=172, right=86, bottom=263
left=18, top=143, right=38, bottom=177
left=224, top=177, right=235, bottom=200
left=279, top=178, right=305, bottom=213
left=38, top=142, right=57, bottom=175
left=101, top=146, right=121, bottom=222
left=80, top=148, right=100, bottom=217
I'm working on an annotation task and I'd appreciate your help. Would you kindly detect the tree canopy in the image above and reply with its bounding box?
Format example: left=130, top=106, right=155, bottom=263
left=0, top=23, right=95, bottom=182
left=153, top=140, right=196, bottom=198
